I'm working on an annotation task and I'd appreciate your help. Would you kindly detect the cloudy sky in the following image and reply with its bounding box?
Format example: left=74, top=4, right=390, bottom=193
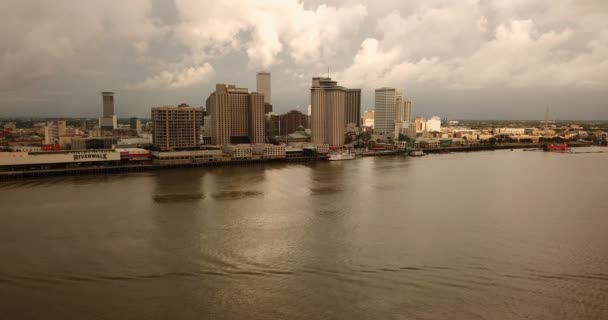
left=1, top=0, right=607, bottom=119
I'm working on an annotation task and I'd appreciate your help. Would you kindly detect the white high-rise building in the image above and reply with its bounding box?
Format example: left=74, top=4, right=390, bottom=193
left=374, top=87, right=396, bottom=134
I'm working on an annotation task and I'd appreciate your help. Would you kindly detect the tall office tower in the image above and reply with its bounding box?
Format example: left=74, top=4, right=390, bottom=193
left=374, top=87, right=397, bottom=134
left=102, top=92, right=114, bottom=117
left=256, top=72, right=272, bottom=113
left=151, top=105, right=203, bottom=151
left=345, top=89, right=361, bottom=126
left=206, top=84, right=266, bottom=145
left=99, top=92, right=117, bottom=130
left=310, top=77, right=360, bottom=146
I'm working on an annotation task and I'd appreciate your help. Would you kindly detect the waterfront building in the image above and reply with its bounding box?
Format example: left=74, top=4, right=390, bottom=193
left=99, top=92, right=117, bottom=130
left=151, top=105, right=203, bottom=151
left=310, top=77, right=360, bottom=147
left=494, top=128, right=525, bottom=135
left=256, top=72, right=273, bottom=113
left=8, top=146, right=42, bottom=152
left=151, top=149, right=223, bottom=165
left=252, top=144, right=286, bottom=159
left=221, top=144, right=253, bottom=159
left=0, top=149, right=121, bottom=168
left=206, top=84, right=265, bottom=145
left=374, top=87, right=396, bottom=134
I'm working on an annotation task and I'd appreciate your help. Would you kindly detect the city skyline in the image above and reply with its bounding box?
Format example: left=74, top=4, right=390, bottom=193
left=1, top=1, right=607, bottom=120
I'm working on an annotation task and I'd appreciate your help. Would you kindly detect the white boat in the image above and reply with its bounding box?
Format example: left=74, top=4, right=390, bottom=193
left=327, top=150, right=357, bottom=161
left=409, top=149, right=425, bottom=157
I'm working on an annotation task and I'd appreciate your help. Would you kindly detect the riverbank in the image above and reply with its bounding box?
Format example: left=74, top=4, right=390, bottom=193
left=0, top=142, right=596, bottom=180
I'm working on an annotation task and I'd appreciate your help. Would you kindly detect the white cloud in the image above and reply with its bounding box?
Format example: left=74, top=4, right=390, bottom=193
left=0, top=0, right=164, bottom=90
left=1, top=0, right=607, bottom=95
left=336, top=1, right=608, bottom=90
left=172, top=0, right=367, bottom=69
left=130, top=63, right=215, bottom=89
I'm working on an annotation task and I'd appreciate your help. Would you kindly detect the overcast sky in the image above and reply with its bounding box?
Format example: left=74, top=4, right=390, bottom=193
left=1, top=0, right=607, bottom=119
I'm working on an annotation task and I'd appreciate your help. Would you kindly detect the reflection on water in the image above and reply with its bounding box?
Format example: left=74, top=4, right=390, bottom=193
left=211, top=190, right=264, bottom=200
left=1, top=148, right=608, bottom=319
left=153, top=193, right=205, bottom=203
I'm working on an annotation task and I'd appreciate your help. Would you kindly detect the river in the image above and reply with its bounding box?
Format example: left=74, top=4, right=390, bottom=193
left=1, top=148, right=607, bottom=319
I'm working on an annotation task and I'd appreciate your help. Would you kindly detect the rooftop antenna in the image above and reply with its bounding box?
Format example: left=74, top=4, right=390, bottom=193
left=327, top=65, right=330, bottom=78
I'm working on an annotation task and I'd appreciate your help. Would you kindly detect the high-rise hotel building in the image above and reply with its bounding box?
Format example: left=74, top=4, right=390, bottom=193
left=206, top=84, right=265, bottom=145
left=310, top=77, right=361, bottom=146
left=152, top=104, right=203, bottom=151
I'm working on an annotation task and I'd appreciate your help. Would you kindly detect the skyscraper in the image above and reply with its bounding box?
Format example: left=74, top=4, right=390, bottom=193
left=395, top=92, right=405, bottom=122
left=99, top=92, right=117, bottom=130
left=394, top=94, right=415, bottom=139
left=102, top=92, right=114, bottom=117
left=256, top=72, right=272, bottom=113
left=310, top=77, right=360, bottom=146
left=152, top=105, right=203, bottom=151
left=206, top=84, right=265, bottom=145
left=374, top=87, right=396, bottom=134
left=345, top=89, right=361, bottom=126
